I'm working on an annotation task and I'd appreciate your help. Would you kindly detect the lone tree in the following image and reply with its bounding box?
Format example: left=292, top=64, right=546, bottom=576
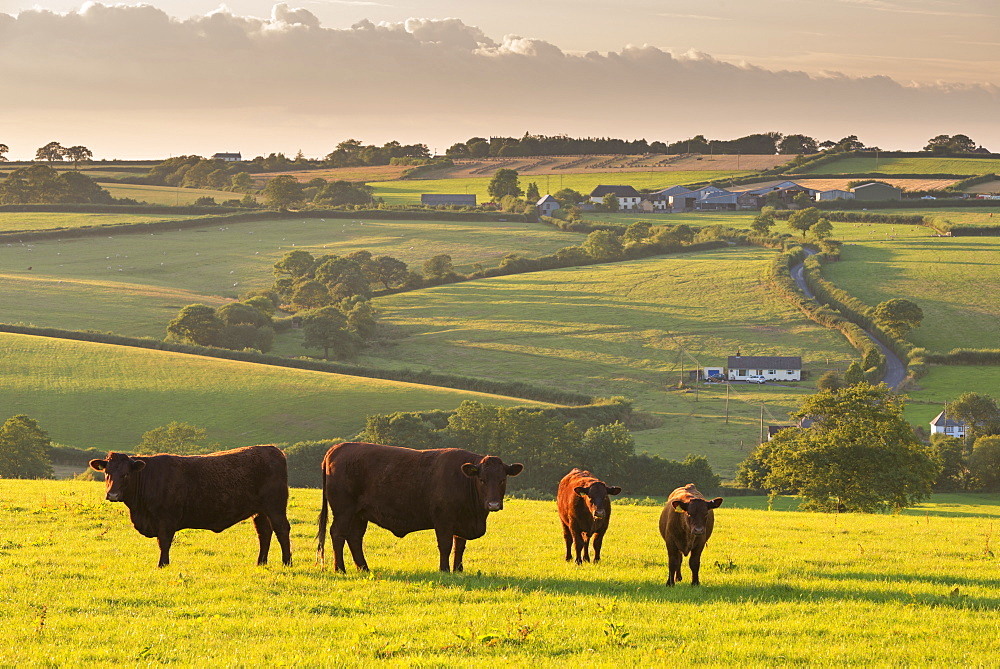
left=787, top=207, right=821, bottom=238
left=750, top=206, right=777, bottom=235
left=0, top=414, right=53, bottom=479
left=35, top=141, right=65, bottom=162
left=736, top=383, right=939, bottom=512
left=0, top=143, right=8, bottom=162
left=487, top=168, right=522, bottom=200
left=872, top=298, right=923, bottom=338
left=63, top=145, right=93, bottom=169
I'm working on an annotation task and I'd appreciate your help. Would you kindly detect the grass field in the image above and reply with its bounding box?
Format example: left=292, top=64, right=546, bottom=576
left=902, top=365, right=1000, bottom=428
left=821, top=233, right=1000, bottom=352
left=329, top=248, right=859, bottom=474
left=0, top=212, right=213, bottom=234
left=369, top=171, right=752, bottom=205
left=0, top=333, right=546, bottom=452
left=0, top=217, right=584, bottom=337
left=4, top=478, right=1000, bottom=665
left=581, top=210, right=758, bottom=230
left=796, top=155, right=1000, bottom=176
left=103, top=183, right=241, bottom=206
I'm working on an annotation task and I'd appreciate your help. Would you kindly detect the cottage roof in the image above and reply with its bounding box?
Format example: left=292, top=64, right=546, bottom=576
left=931, top=411, right=966, bottom=428
left=537, top=194, right=558, bottom=205
left=728, top=355, right=802, bottom=369
left=591, top=185, right=641, bottom=198
left=212, top=152, right=241, bottom=160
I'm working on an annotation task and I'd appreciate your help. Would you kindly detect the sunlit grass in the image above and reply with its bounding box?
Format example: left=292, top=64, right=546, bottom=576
left=796, top=156, right=1000, bottom=175
left=3, top=479, right=999, bottom=665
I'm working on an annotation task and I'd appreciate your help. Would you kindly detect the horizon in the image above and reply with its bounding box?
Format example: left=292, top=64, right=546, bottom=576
left=0, top=1, right=997, bottom=160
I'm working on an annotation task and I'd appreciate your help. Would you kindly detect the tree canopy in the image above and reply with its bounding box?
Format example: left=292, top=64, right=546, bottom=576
left=487, top=168, right=522, bottom=200
left=872, top=298, right=923, bottom=338
left=0, top=414, right=53, bottom=479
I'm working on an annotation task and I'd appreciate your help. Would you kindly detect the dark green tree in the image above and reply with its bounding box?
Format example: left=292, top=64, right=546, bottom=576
left=947, top=392, right=1000, bottom=447
left=741, top=383, right=939, bottom=511
left=291, top=280, right=332, bottom=311
left=843, top=360, right=865, bottom=386
left=359, top=413, right=438, bottom=450
left=525, top=182, right=540, bottom=201
left=487, top=168, right=522, bottom=200
left=930, top=434, right=968, bottom=491
left=574, top=422, right=634, bottom=483
left=301, top=306, right=357, bottom=359
left=582, top=230, right=624, bottom=260
left=553, top=188, right=585, bottom=207
left=166, top=304, right=224, bottom=346
left=422, top=254, right=455, bottom=281
left=872, top=298, right=923, bottom=338
left=0, top=143, right=8, bottom=162
left=0, top=415, right=53, bottom=479
left=35, top=141, right=65, bottom=162
left=600, top=193, right=620, bottom=212
left=370, top=255, right=409, bottom=290
left=273, top=250, right=316, bottom=281
left=778, top=134, right=818, bottom=154
left=63, top=145, right=93, bottom=169
left=968, top=436, right=1000, bottom=491
left=750, top=208, right=776, bottom=235
left=810, top=218, right=834, bottom=240
left=787, top=207, right=821, bottom=238
left=261, top=175, right=305, bottom=211
left=816, top=371, right=845, bottom=392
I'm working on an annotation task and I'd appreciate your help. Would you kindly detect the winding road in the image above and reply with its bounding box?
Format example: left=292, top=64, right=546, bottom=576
left=791, top=250, right=906, bottom=390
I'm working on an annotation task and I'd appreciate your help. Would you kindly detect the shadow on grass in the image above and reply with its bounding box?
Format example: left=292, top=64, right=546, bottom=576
left=303, top=563, right=1000, bottom=612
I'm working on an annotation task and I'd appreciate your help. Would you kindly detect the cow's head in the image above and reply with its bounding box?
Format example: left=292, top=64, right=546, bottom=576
left=89, top=452, right=145, bottom=502
left=574, top=481, right=622, bottom=521
left=461, top=456, right=523, bottom=512
left=671, top=496, right=723, bottom=535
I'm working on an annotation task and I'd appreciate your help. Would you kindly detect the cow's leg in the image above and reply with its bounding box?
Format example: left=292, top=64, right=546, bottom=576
left=689, top=544, right=704, bottom=586
left=345, top=517, right=369, bottom=571
left=252, top=514, right=273, bottom=565
left=593, top=532, right=604, bottom=563
left=330, top=507, right=356, bottom=573
left=572, top=531, right=586, bottom=565
left=582, top=533, right=592, bottom=563
left=268, top=510, right=292, bottom=566
left=562, top=523, right=573, bottom=561
left=156, top=530, right=175, bottom=568
left=435, top=527, right=454, bottom=572
left=666, top=544, right=682, bottom=586
left=452, top=536, right=467, bottom=572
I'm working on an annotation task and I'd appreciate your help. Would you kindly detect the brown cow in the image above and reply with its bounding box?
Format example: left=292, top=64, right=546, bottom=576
left=659, top=483, right=723, bottom=586
left=89, top=445, right=292, bottom=568
left=317, top=442, right=523, bottom=572
left=557, top=468, right=621, bottom=564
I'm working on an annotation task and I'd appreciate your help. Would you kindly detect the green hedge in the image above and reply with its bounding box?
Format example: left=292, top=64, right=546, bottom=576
left=924, top=349, right=1000, bottom=365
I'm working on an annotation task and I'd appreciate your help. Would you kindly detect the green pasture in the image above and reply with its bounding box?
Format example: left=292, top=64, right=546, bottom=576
left=821, top=234, right=1000, bottom=352
left=0, top=162, right=153, bottom=180
left=3, top=479, right=1000, bottom=665
left=902, top=366, right=1000, bottom=428
left=336, top=248, right=858, bottom=475
left=581, top=210, right=758, bottom=230
left=103, top=183, right=241, bottom=206
left=0, top=217, right=584, bottom=337
left=796, top=155, right=1000, bottom=176
left=0, top=212, right=212, bottom=234
left=0, top=333, right=546, bottom=452
left=370, top=170, right=750, bottom=205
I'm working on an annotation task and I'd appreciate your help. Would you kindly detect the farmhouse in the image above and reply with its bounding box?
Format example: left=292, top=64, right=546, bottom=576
left=421, top=194, right=477, bottom=207
left=728, top=355, right=802, bottom=382
left=590, top=185, right=641, bottom=210
left=852, top=182, right=902, bottom=201
left=212, top=152, right=242, bottom=162
left=930, top=411, right=967, bottom=439
left=536, top=194, right=560, bottom=216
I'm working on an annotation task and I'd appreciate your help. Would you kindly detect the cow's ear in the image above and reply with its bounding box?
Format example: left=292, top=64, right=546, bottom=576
left=89, top=459, right=107, bottom=471
left=607, top=486, right=622, bottom=496
left=708, top=497, right=724, bottom=509
left=461, top=463, right=480, bottom=478
left=130, top=459, right=146, bottom=472
left=574, top=486, right=589, bottom=497
left=672, top=500, right=688, bottom=513
left=505, top=463, right=524, bottom=477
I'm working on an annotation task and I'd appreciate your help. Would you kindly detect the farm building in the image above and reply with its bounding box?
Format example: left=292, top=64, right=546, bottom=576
left=736, top=181, right=819, bottom=208
left=212, top=152, right=242, bottom=162
left=816, top=189, right=856, bottom=201
left=930, top=411, right=967, bottom=439
left=852, top=182, right=902, bottom=201
left=421, top=194, right=477, bottom=207
left=536, top=194, right=560, bottom=216
left=590, top=185, right=641, bottom=210
left=728, top=355, right=802, bottom=382
left=647, top=185, right=695, bottom=212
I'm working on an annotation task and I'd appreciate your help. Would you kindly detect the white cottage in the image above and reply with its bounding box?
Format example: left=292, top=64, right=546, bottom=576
left=728, top=355, right=802, bottom=382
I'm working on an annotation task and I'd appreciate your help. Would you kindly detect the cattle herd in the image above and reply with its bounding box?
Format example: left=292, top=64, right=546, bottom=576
left=90, top=442, right=723, bottom=585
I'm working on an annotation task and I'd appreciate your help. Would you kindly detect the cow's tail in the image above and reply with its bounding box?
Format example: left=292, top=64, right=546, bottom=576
left=316, top=458, right=329, bottom=566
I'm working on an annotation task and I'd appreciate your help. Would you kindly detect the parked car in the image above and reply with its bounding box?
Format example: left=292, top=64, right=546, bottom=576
left=746, top=375, right=767, bottom=384
left=706, top=373, right=725, bottom=383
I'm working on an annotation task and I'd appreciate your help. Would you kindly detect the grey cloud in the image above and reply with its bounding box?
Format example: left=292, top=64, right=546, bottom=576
left=0, top=3, right=996, bottom=152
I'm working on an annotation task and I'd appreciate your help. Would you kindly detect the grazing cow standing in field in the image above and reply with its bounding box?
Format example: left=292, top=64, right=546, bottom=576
left=659, top=483, right=723, bottom=586
left=317, top=441, right=523, bottom=572
left=89, top=445, right=292, bottom=568
left=557, top=468, right=621, bottom=564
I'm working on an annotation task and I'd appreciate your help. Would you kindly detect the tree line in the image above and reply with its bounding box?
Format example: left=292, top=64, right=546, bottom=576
left=0, top=165, right=113, bottom=205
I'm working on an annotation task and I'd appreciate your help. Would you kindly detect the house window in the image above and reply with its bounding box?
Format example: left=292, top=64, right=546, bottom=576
left=737, top=369, right=746, bottom=376
left=945, top=427, right=953, bottom=433
left=768, top=370, right=776, bottom=374
left=787, top=370, right=795, bottom=374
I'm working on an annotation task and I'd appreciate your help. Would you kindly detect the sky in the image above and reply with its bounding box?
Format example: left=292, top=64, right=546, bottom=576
left=0, top=0, right=997, bottom=160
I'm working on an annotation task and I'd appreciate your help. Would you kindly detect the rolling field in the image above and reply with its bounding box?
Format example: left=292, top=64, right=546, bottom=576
left=3, top=478, right=1000, bottom=665
left=821, top=234, right=1000, bottom=352
left=0, top=212, right=213, bottom=234
left=340, top=248, right=858, bottom=474
left=0, top=333, right=546, bottom=452
left=0, top=217, right=585, bottom=337
left=795, top=155, right=1000, bottom=175
left=102, top=183, right=241, bottom=206
left=581, top=210, right=758, bottom=230
left=369, top=171, right=751, bottom=205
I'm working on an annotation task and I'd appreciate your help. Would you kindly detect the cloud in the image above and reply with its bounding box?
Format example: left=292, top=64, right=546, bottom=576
left=0, top=3, right=996, bottom=157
